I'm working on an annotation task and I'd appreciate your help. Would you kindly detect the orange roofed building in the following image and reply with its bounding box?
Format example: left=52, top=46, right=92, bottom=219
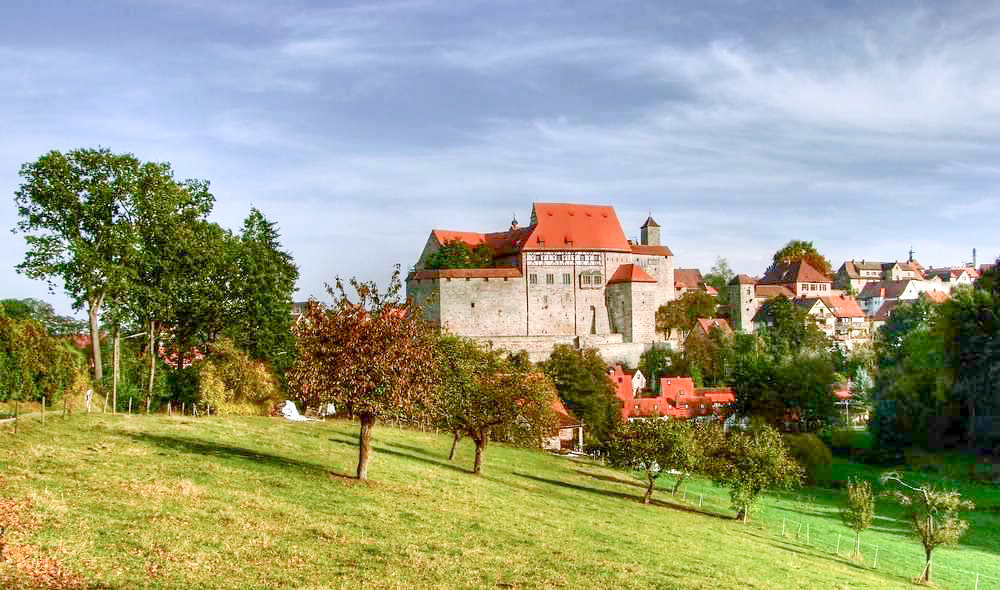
left=407, top=203, right=678, bottom=364
left=609, top=366, right=735, bottom=422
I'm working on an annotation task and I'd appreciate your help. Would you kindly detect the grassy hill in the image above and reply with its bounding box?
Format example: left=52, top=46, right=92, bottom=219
left=1, top=414, right=997, bottom=589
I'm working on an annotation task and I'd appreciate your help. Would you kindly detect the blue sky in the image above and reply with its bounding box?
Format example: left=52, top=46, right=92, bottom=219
left=2, top=0, right=999, bottom=315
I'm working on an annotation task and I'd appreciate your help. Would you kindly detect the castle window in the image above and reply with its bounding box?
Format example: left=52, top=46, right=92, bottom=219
left=470, top=302, right=475, bottom=308
left=581, top=274, right=591, bottom=286
left=563, top=273, right=571, bottom=284
left=546, top=274, right=554, bottom=284
left=594, top=273, right=602, bottom=284
left=529, top=274, right=537, bottom=284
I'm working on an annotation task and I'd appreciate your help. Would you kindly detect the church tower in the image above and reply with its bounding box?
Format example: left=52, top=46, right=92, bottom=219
left=640, top=216, right=660, bottom=246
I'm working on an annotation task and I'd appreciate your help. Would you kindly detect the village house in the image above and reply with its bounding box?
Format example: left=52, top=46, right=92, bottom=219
left=407, top=203, right=678, bottom=364
left=609, top=366, right=735, bottom=422
left=674, top=268, right=706, bottom=296
left=834, top=256, right=925, bottom=293
left=856, top=280, right=922, bottom=317
left=544, top=398, right=584, bottom=453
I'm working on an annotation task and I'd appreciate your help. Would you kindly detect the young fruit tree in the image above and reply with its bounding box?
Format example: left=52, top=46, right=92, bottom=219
left=606, top=418, right=701, bottom=504
left=710, top=423, right=803, bottom=522
left=435, top=334, right=559, bottom=474
left=880, top=472, right=975, bottom=583
left=840, top=477, right=875, bottom=559
left=289, top=267, right=437, bottom=481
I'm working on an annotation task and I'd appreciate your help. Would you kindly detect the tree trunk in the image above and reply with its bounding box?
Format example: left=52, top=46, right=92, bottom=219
left=643, top=478, right=655, bottom=504
left=672, top=473, right=687, bottom=495
left=112, top=327, right=120, bottom=415
left=923, top=548, right=933, bottom=582
left=448, top=431, right=461, bottom=461
left=146, top=320, right=157, bottom=409
left=473, top=433, right=487, bottom=475
left=855, top=532, right=861, bottom=558
left=357, top=415, right=376, bottom=480
left=88, top=296, right=104, bottom=382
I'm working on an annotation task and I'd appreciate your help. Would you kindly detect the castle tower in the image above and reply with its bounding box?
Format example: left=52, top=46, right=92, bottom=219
left=640, top=216, right=660, bottom=246
left=729, top=274, right=758, bottom=333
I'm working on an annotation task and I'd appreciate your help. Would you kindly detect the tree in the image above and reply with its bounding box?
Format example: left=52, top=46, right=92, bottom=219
left=289, top=266, right=437, bottom=481
left=226, top=209, right=299, bottom=377
left=710, top=423, right=803, bottom=522
left=771, top=240, right=832, bottom=276
left=14, top=148, right=142, bottom=382
left=704, top=258, right=735, bottom=307
left=606, top=419, right=701, bottom=504
left=0, top=299, right=86, bottom=337
left=731, top=353, right=837, bottom=431
left=756, top=296, right=829, bottom=357
left=881, top=472, right=974, bottom=583
left=424, top=239, right=494, bottom=269
left=655, top=290, right=718, bottom=340
left=541, top=345, right=621, bottom=445
left=840, top=477, right=875, bottom=559
left=639, top=344, right=672, bottom=392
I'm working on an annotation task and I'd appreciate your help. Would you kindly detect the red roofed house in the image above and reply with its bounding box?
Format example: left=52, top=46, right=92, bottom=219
left=544, top=398, right=585, bottom=452
left=610, top=366, right=734, bottom=422
left=408, top=204, right=678, bottom=363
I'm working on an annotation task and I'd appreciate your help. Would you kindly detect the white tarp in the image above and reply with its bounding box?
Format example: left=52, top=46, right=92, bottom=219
left=280, top=400, right=309, bottom=421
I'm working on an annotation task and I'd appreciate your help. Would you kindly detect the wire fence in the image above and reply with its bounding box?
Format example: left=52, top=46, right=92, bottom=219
left=668, top=485, right=1000, bottom=590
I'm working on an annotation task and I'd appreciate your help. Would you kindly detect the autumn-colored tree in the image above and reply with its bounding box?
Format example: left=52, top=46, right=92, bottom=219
left=289, top=266, right=437, bottom=480
left=771, top=240, right=832, bottom=277
left=881, top=473, right=975, bottom=583
left=435, top=335, right=558, bottom=474
left=841, top=477, right=875, bottom=559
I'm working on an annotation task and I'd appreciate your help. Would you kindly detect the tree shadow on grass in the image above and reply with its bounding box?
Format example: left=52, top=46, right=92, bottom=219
left=573, top=468, right=647, bottom=490
left=328, top=435, right=473, bottom=476
left=514, top=472, right=734, bottom=520
left=125, top=432, right=355, bottom=480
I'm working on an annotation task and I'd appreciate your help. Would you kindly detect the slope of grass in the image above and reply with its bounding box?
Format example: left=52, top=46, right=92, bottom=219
left=0, top=414, right=994, bottom=589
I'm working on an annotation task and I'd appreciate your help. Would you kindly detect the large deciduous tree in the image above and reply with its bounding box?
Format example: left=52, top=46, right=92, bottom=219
left=14, top=148, right=141, bottom=382
left=435, top=335, right=559, bottom=474
left=881, top=473, right=974, bottom=583
left=655, top=290, right=718, bottom=341
left=289, top=267, right=437, bottom=481
left=541, top=345, right=621, bottom=445
left=771, top=239, right=832, bottom=276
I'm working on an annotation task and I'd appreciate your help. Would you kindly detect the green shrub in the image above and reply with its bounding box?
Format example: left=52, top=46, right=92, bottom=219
left=783, top=433, right=833, bottom=486
left=829, top=428, right=873, bottom=453
left=194, top=338, right=282, bottom=416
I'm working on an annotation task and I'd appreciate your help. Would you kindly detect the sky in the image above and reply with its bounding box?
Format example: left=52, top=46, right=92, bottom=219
left=2, top=0, right=999, bottom=316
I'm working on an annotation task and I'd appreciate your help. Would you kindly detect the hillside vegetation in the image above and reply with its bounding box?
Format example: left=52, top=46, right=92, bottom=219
left=1, top=415, right=997, bottom=589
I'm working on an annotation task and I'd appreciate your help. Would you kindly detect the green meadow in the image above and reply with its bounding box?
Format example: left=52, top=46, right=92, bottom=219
left=1, top=414, right=997, bottom=589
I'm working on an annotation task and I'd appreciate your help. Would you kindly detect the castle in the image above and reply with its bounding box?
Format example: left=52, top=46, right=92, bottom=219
left=406, top=203, right=676, bottom=363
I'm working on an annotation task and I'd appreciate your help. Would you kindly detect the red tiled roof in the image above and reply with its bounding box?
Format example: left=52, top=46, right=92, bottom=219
left=730, top=274, right=757, bottom=285
left=858, top=280, right=913, bottom=300
left=607, top=264, right=657, bottom=284
left=760, top=260, right=831, bottom=285
left=705, top=285, right=719, bottom=296
left=521, top=203, right=631, bottom=252
left=551, top=398, right=583, bottom=428
left=431, top=227, right=535, bottom=258
left=409, top=268, right=523, bottom=280
left=819, top=295, right=865, bottom=318
left=921, top=290, right=949, bottom=304
left=694, top=317, right=733, bottom=337
left=755, top=284, right=796, bottom=299
left=630, top=244, right=673, bottom=256
left=873, top=300, right=899, bottom=322
left=674, top=268, right=704, bottom=290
